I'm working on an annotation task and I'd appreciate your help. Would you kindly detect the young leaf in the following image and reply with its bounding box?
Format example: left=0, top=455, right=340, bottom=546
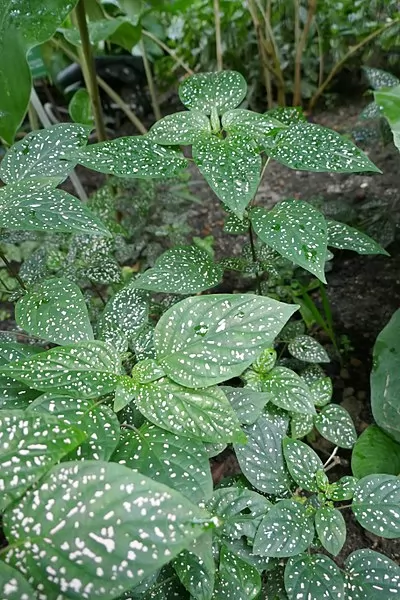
left=148, top=111, right=211, bottom=145
left=344, top=549, right=400, bottom=599
left=283, top=438, right=323, bottom=491
left=284, top=553, right=345, bottom=600
left=69, top=89, right=94, bottom=126
left=114, top=376, right=137, bottom=413
left=131, top=359, right=165, bottom=384
left=267, top=122, right=381, bottom=173
left=0, top=561, right=36, bottom=599
left=290, top=412, right=314, bottom=438
left=173, top=532, right=215, bottom=600
left=262, top=367, right=316, bottom=415
left=315, top=506, right=346, bottom=556
left=222, top=109, right=283, bottom=141
left=221, top=386, right=270, bottom=424
left=132, top=245, right=223, bottom=294
left=265, top=106, right=306, bottom=125
left=213, top=546, right=261, bottom=600
left=351, top=425, right=400, bottom=479
left=352, top=474, right=400, bottom=538
left=252, top=347, right=277, bottom=374
left=250, top=201, right=328, bottom=282
left=326, top=220, right=388, bottom=256
left=16, top=278, right=94, bottom=346
left=3, top=461, right=211, bottom=598
left=254, top=500, right=314, bottom=557
left=179, top=71, right=247, bottom=115
left=314, top=404, right=357, bottom=449
left=192, top=134, right=261, bottom=219
left=309, top=376, right=332, bottom=407
left=375, top=84, right=400, bottom=152
left=154, top=294, right=297, bottom=389
left=288, top=335, right=330, bottom=363
left=0, top=410, right=86, bottom=511
left=327, top=476, right=358, bottom=502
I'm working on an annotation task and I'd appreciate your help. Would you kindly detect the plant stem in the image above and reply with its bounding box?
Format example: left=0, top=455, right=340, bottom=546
left=72, top=0, right=107, bottom=142
left=28, top=102, right=39, bottom=131
left=249, top=224, right=262, bottom=295
left=140, top=39, right=161, bottom=121
left=248, top=0, right=275, bottom=108
left=213, top=0, right=223, bottom=71
left=293, top=0, right=316, bottom=106
left=0, top=250, right=26, bottom=291
left=142, top=30, right=194, bottom=76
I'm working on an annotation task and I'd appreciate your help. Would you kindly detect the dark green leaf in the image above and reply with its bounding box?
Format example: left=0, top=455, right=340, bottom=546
left=114, top=376, right=137, bottom=413
left=173, top=532, right=215, bottom=600
left=265, top=107, right=306, bottom=126
left=283, top=438, right=323, bottom=491
left=263, top=367, right=316, bottom=415
left=285, top=553, right=344, bottom=599
left=290, top=412, right=314, bottom=438
left=315, top=506, right=346, bottom=556
left=288, top=335, right=330, bottom=363
left=327, top=220, right=388, bottom=256
left=352, top=474, right=400, bottom=538
left=375, top=84, right=400, bottom=151
left=62, top=17, right=130, bottom=46
left=148, top=111, right=211, bottom=145
left=222, top=109, right=283, bottom=141
left=0, top=561, right=36, bottom=599
left=179, top=71, right=247, bottom=115
left=69, top=89, right=94, bottom=126
left=221, top=386, right=270, bottom=425
left=213, top=546, right=261, bottom=600
left=314, top=404, right=357, bottom=449
left=363, top=66, right=400, bottom=89
left=309, top=376, right=332, bottom=407
left=351, top=425, right=400, bottom=479
left=344, top=549, right=400, bottom=599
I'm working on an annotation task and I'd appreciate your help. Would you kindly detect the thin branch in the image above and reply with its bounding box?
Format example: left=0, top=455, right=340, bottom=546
left=0, top=250, right=26, bottom=290
left=142, top=30, right=194, bottom=76
left=140, top=39, right=161, bottom=121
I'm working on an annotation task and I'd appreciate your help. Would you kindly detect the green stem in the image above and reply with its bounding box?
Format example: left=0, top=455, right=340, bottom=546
left=140, top=39, right=161, bottom=121
left=142, top=30, right=194, bottom=75
left=28, top=102, right=39, bottom=131
left=0, top=250, right=26, bottom=290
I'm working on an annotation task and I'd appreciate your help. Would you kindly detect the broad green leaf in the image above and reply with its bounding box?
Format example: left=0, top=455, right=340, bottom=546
left=154, top=294, right=297, bottom=389
left=288, top=335, right=330, bottom=363
left=363, top=66, right=400, bottom=89
left=173, top=532, right=215, bottom=600
left=283, top=438, right=323, bottom=491
left=262, top=367, right=316, bottom=415
left=314, top=404, right=357, bottom=449
left=73, top=136, right=187, bottom=178
left=0, top=345, right=43, bottom=408
left=327, top=476, right=358, bottom=502
left=61, top=16, right=129, bottom=45
left=351, top=425, right=400, bottom=479
left=114, top=376, right=137, bottom=413
left=0, top=182, right=110, bottom=235
left=300, top=364, right=325, bottom=385
left=16, top=278, right=94, bottom=346
left=0, top=123, right=90, bottom=185
left=135, top=378, right=245, bottom=443
left=69, top=89, right=94, bottom=126
left=3, top=461, right=211, bottom=599
left=371, top=309, right=400, bottom=442
left=179, top=71, right=247, bottom=115
left=0, top=410, right=86, bottom=511
left=222, top=109, right=283, bottom=141
left=221, top=386, right=270, bottom=425
left=250, top=201, right=328, bottom=282
left=133, top=245, right=223, bottom=294
left=97, top=284, right=149, bottom=352
left=0, top=561, right=36, bottom=599
left=0, top=342, right=42, bottom=363
left=326, top=220, right=388, bottom=255
left=265, top=106, right=306, bottom=125
left=265, top=565, right=288, bottom=599
left=111, top=424, right=212, bottom=503
left=148, top=111, right=211, bottom=145
left=223, top=212, right=249, bottom=234
left=344, top=549, right=400, bottom=599
left=315, top=506, right=346, bottom=556
left=0, top=341, right=122, bottom=399
left=290, top=412, right=314, bottom=438
left=192, top=134, right=261, bottom=219
left=213, top=546, right=261, bottom=600
left=352, top=474, right=400, bottom=538
left=223, top=537, right=275, bottom=574
left=29, top=394, right=120, bottom=461
left=267, top=122, right=381, bottom=173
left=284, top=554, right=344, bottom=599
left=375, top=84, right=400, bottom=151
left=279, top=320, right=306, bottom=342
left=254, top=500, right=314, bottom=557
left=131, top=359, right=165, bottom=384
left=234, top=414, right=291, bottom=495
left=309, top=376, right=332, bottom=407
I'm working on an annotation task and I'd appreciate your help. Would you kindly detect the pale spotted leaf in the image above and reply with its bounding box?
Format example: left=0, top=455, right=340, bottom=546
left=223, top=537, right=276, bottom=574
left=222, top=109, right=283, bottom=142
left=352, top=475, right=400, bottom=538
left=284, top=554, right=344, bottom=599
left=0, top=561, right=36, bottom=599
left=315, top=506, right=346, bottom=556
left=363, top=66, right=400, bottom=89
left=290, top=412, right=314, bottom=438
left=327, top=220, right=388, bottom=255
left=148, top=111, right=211, bottom=145
left=131, top=359, right=165, bottom=385
left=309, top=376, right=332, bottom=407
left=344, top=549, right=400, bottom=599
left=314, top=404, right=356, bottom=449
left=213, top=546, right=261, bottom=600
left=113, top=376, right=137, bottom=413
left=173, top=532, right=215, bottom=600
left=221, top=386, right=270, bottom=424
left=262, top=367, right=316, bottom=415
left=0, top=343, right=42, bottom=409
left=283, top=438, right=323, bottom=492
left=327, top=476, right=358, bottom=502
left=179, top=71, right=247, bottom=115
left=288, top=335, right=330, bottom=363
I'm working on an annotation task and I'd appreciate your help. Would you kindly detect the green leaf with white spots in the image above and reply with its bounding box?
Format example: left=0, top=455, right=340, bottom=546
left=179, top=71, right=247, bottom=115
left=327, top=476, right=358, bottom=502
left=74, top=136, right=187, bottom=178
left=300, top=364, right=325, bottom=385
left=351, top=425, right=400, bottom=479
left=132, top=245, right=223, bottom=294
left=0, top=341, right=122, bottom=399
left=131, top=359, right=165, bottom=385
left=252, top=347, right=277, bottom=374
left=0, top=342, right=41, bottom=363
left=192, top=134, right=261, bottom=219
left=213, top=546, right=261, bottom=600
left=265, top=106, right=306, bottom=126
left=234, top=414, right=291, bottom=495
left=28, top=394, right=120, bottom=461
left=279, top=320, right=306, bottom=342
left=173, top=532, right=215, bottom=600
left=0, top=344, right=42, bottom=409
left=363, top=67, right=400, bottom=90
left=288, top=335, right=330, bottom=363
left=154, top=294, right=297, bottom=389
left=0, top=410, right=86, bottom=511
left=114, top=376, right=138, bottom=413
left=352, top=474, right=400, bottom=538
left=315, top=506, right=346, bottom=556
left=262, top=367, right=316, bottom=415
left=224, top=212, right=249, bottom=234
left=250, top=201, right=328, bottom=282
left=290, top=412, right=314, bottom=438
left=16, top=278, right=94, bottom=346
left=327, top=220, right=389, bottom=256
left=314, top=404, right=357, bottom=449
left=283, top=438, right=323, bottom=491
left=284, top=554, right=344, bottom=600
left=111, top=424, right=212, bottom=503
left=97, top=284, right=149, bottom=353
left=254, top=500, right=314, bottom=557
left=223, top=537, right=275, bottom=574
left=148, top=111, right=211, bottom=145
left=3, top=461, right=211, bottom=599
left=221, top=386, right=270, bottom=425
left=0, top=561, right=36, bottom=599
left=309, top=376, right=332, bottom=407
left=344, top=549, right=400, bottom=599
left=267, top=122, right=381, bottom=173
left=222, top=109, right=284, bottom=142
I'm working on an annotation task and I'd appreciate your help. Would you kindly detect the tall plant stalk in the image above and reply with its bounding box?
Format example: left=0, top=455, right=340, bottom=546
left=140, top=39, right=161, bottom=121
left=214, top=0, right=223, bottom=71
left=293, top=0, right=316, bottom=106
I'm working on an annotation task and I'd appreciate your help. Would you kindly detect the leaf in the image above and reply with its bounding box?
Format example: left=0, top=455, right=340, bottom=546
left=363, top=66, right=400, bottom=89
left=148, top=111, right=211, bottom=145
left=267, top=122, right=381, bottom=173
left=192, top=134, right=261, bottom=219
left=234, top=414, right=291, bottom=495
left=284, top=553, right=344, bottom=600
left=113, top=376, right=137, bottom=413
left=283, top=438, right=323, bottom=491
left=0, top=561, right=36, bottom=599
left=131, top=359, right=165, bottom=384
left=326, top=220, right=388, bottom=256
left=0, top=410, right=86, bottom=511
left=3, top=461, right=211, bottom=598
left=254, top=500, right=314, bottom=557
left=133, top=245, right=223, bottom=294
left=213, top=546, right=261, bottom=600
left=374, top=85, right=400, bottom=152
left=252, top=347, right=277, bottom=374
left=0, top=341, right=122, bottom=399
left=135, top=378, right=244, bottom=443
left=173, top=532, right=215, bottom=600
left=69, top=89, right=94, bottom=126
left=154, top=294, right=297, bottom=389
left=262, top=367, right=316, bottom=415
left=179, top=71, right=247, bottom=115
left=265, top=106, right=306, bottom=125
left=61, top=16, right=130, bottom=46
left=352, top=474, right=400, bottom=538
left=74, top=136, right=187, bottom=178
left=290, top=412, right=314, bottom=438
left=314, top=404, right=357, bottom=449
left=111, top=424, right=212, bottom=503
left=351, top=425, right=400, bottom=479
left=222, top=109, right=283, bottom=142
left=344, top=549, right=400, bottom=599
left=309, top=376, right=332, bottom=407
left=16, top=278, right=94, bottom=346
left=221, top=386, right=270, bottom=425
left=328, top=476, right=358, bottom=502
left=288, top=335, right=330, bottom=363
left=0, top=123, right=90, bottom=185
left=314, top=506, right=346, bottom=556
